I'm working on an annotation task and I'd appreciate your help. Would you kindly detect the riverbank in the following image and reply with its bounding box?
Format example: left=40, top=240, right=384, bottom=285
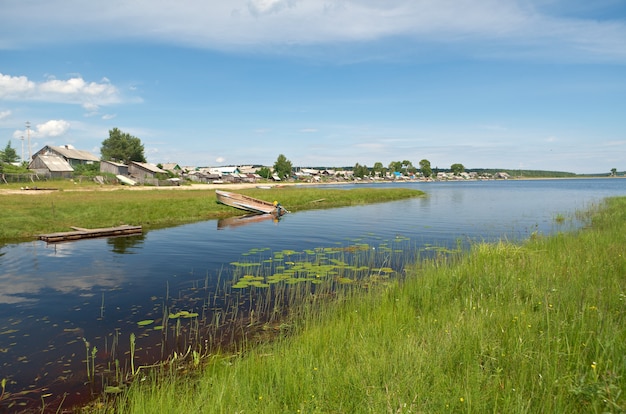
left=0, top=185, right=424, bottom=243
left=84, top=196, right=626, bottom=413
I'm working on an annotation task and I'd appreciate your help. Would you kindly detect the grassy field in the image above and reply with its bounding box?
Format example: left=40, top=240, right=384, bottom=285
left=0, top=183, right=423, bottom=243
left=81, top=197, right=626, bottom=413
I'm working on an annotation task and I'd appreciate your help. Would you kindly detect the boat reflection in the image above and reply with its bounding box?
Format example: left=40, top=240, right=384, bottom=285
left=217, top=213, right=281, bottom=229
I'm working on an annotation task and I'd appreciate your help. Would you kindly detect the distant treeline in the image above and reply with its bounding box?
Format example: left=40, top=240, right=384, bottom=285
left=465, top=169, right=578, bottom=178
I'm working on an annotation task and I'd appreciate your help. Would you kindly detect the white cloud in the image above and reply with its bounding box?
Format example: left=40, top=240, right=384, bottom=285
left=36, top=120, right=71, bottom=137
left=1, top=1, right=624, bottom=62
left=0, top=110, right=12, bottom=120
left=0, top=73, right=122, bottom=110
left=215, top=156, right=226, bottom=163
left=0, top=73, right=36, bottom=98
left=248, top=0, right=296, bottom=16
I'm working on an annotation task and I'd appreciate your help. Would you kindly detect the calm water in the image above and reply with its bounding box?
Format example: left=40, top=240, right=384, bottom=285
left=1, top=178, right=624, bottom=411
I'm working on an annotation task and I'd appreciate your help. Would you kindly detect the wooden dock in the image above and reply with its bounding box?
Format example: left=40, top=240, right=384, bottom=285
left=39, top=225, right=143, bottom=243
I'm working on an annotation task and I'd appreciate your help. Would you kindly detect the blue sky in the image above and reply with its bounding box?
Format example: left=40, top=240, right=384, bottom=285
left=1, top=0, right=625, bottom=173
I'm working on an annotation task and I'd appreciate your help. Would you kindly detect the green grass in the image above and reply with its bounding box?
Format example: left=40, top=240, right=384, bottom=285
left=82, top=197, right=626, bottom=413
left=0, top=184, right=423, bottom=243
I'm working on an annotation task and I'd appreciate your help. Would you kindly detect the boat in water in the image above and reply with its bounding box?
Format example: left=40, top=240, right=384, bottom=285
left=215, top=190, right=288, bottom=216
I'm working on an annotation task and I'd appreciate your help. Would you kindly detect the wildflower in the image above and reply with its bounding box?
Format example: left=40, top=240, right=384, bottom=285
left=460, top=397, right=465, bottom=403
left=591, top=362, right=597, bottom=370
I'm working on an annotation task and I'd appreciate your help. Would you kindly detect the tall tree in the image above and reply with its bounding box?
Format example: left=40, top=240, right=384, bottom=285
left=450, top=163, right=465, bottom=175
left=403, top=160, right=416, bottom=174
left=0, top=140, right=19, bottom=164
left=388, top=161, right=403, bottom=173
left=419, top=159, right=432, bottom=178
left=353, top=162, right=369, bottom=178
left=101, top=128, right=146, bottom=164
left=256, top=166, right=272, bottom=179
left=372, top=162, right=385, bottom=177
left=273, top=154, right=293, bottom=180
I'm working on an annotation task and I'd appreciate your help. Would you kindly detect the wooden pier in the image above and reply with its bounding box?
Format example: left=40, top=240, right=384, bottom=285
left=39, top=225, right=143, bottom=243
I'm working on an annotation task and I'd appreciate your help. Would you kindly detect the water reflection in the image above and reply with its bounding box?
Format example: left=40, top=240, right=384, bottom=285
left=107, top=234, right=145, bottom=254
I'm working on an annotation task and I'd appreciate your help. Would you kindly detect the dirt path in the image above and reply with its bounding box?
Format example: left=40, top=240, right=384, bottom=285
left=0, top=181, right=335, bottom=195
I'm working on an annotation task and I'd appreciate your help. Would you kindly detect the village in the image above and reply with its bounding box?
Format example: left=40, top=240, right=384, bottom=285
left=10, top=143, right=513, bottom=187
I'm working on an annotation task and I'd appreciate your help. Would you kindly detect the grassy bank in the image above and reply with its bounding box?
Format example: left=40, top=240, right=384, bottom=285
left=0, top=185, right=423, bottom=243
left=86, top=197, right=626, bottom=413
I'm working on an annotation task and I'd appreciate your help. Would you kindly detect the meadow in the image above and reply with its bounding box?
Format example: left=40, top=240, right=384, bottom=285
left=0, top=183, right=423, bottom=242
left=82, top=197, right=626, bottom=413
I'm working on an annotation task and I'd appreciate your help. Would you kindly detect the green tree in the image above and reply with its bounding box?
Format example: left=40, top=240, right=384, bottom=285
left=0, top=140, right=19, bottom=164
left=388, top=161, right=403, bottom=173
left=273, top=154, right=293, bottom=180
left=451, top=163, right=465, bottom=175
left=403, top=160, right=416, bottom=174
left=611, top=168, right=617, bottom=176
left=256, top=166, right=272, bottom=179
left=419, top=159, right=432, bottom=178
left=353, top=163, right=369, bottom=178
left=101, top=128, right=146, bottom=164
left=372, top=162, right=386, bottom=177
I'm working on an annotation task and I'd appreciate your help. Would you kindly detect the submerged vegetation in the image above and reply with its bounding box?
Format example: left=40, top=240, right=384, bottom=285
left=0, top=185, right=423, bottom=242
left=76, top=197, right=626, bottom=413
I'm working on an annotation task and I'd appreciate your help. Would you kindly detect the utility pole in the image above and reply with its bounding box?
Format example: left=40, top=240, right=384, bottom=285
left=20, top=135, right=25, bottom=164
left=25, top=121, right=31, bottom=162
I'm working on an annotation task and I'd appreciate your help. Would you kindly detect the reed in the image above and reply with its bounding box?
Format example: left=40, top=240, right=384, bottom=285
left=81, top=196, right=626, bottom=413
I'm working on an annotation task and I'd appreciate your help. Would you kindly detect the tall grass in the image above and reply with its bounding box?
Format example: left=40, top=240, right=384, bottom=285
left=87, top=197, right=626, bottom=413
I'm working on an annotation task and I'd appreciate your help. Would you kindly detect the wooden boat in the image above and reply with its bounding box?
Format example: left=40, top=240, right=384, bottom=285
left=215, top=190, right=287, bottom=215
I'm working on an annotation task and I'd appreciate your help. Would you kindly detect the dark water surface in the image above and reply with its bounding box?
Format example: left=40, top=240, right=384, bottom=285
left=1, top=178, right=624, bottom=411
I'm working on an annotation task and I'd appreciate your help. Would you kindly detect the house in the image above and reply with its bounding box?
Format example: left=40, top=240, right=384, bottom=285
left=129, top=161, right=167, bottom=182
left=29, top=145, right=99, bottom=178
left=210, top=166, right=240, bottom=176
left=161, top=163, right=182, bottom=175
left=28, top=154, right=73, bottom=178
left=100, top=160, right=129, bottom=176
left=32, top=145, right=99, bottom=167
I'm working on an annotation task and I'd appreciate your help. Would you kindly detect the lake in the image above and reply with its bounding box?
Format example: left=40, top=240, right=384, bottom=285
left=1, top=178, right=624, bottom=412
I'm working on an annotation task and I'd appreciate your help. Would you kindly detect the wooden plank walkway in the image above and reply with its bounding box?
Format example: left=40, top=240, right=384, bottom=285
left=39, top=225, right=142, bottom=243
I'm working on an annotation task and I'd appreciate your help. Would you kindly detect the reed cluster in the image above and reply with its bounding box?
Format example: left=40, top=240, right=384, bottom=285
left=83, top=197, right=626, bottom=413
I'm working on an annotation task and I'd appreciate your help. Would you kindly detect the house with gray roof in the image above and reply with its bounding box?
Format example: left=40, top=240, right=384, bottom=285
left=29, top=145, right=100, bottom=178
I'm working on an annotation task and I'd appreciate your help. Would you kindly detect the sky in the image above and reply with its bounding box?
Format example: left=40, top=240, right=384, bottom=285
left=0, top=0, right=625, bottom=174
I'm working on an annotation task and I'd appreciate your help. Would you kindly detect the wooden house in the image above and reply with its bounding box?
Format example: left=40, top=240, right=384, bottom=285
left=100, top=160, right=129, bottom=176
left=29, top=145, right=99, bottom=178
left=28, top=154, right=73, bottom=178
left=129, top=161, right=167, bottom=182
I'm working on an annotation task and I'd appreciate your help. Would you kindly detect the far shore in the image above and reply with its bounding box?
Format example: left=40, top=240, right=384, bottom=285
left=0, top=175, right=622, bottom=196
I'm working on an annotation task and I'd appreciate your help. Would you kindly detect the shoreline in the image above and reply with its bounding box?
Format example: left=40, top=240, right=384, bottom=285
left=0, top=175, right=622, bottom=195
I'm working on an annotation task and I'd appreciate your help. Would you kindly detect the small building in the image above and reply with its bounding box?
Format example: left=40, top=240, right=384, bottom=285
left=28, top=154, right=73, bottom=178
left=161, top=163, right=182, bottom=175
left=32, top=145, right=99, bottom=167
left=100, top=160, right=129, bottom=176
left=129, top=162, right=167, bottom=182
left=29, top=144, right=100, bottom=177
